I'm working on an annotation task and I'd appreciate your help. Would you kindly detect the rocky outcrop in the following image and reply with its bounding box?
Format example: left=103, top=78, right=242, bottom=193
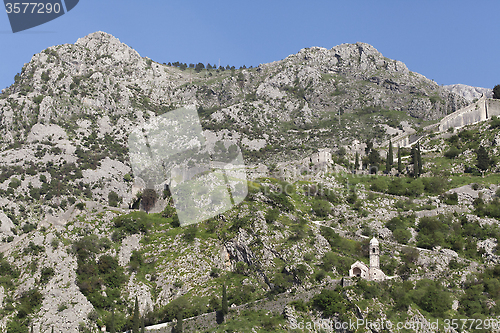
left=444, top=83, right=493, bottom=102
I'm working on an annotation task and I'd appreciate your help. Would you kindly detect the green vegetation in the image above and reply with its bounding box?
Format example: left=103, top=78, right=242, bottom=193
left=111, top=211, right=153, bottom=242
left=72, top=235, right=125, bottom=310
left=493, top=84, right=500, bottom=99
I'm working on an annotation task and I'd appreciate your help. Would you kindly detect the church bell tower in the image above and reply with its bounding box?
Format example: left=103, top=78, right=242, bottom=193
left=369, top=237, right=379, bottom=269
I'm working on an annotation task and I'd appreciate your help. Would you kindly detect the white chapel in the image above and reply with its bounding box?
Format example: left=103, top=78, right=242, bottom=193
left=348, top=237, right=387, bottom=281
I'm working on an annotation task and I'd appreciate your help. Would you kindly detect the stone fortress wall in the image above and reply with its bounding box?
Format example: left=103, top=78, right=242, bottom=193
left=386, top=96, right=500, bottom=148
left=438, top=95, right=488, bottom=132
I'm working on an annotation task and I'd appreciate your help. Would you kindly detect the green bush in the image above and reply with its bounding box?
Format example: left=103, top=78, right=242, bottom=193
left=393, top=228, right=412, bottom=244
left=182, top=224, right=197, bottom=243
left=491, top=115, right=500, bottom=129
left=311, top=199, right=331, bottom=217
left=265, top=208, right=280, bottom=223
left=129, top=250, right=143, bottom=272
left=388, top=178, right=407, bottom=196
left=321, top=252, right=353, bottom=275
left=40, top=266, right=55, bottom=284
left=289, top=299, right=308, bottom=312
left=412, top=279, right=451, bottom=317
left=442, top=192, right=458, bottom=205
left=370, top=177, right=388, bottom=193
left=108, top=191, right=121, bottom=207
left=112, top=212, right=152, bottom=242
left=309, top=288, right=346, bottom=316
left=386, top=216, right=405, bottom=232
left=444, top=146, right=461, bottom=159
left=406, top=178, right=424, bottom=197
left=23, top=241, right=44, bottom=255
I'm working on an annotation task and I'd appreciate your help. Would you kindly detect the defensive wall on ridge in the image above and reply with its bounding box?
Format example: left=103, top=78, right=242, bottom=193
left=384, top=97, right=500, bottom=148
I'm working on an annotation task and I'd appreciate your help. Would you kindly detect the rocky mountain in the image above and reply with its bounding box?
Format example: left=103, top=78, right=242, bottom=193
left=1, top=32, right=467, bottom=165
left=444, top=83, right=493, bottom=102
left=0, top=31, right=497, bottom=333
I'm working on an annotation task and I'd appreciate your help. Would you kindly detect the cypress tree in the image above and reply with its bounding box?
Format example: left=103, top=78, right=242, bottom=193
left=397, top=145, right=402, bottom=174
left=354, top=151, right=359, bottom=171
left=412, top=147, right=418, bottom=178
left=417, top=143, right=423, bottom=176
left=388, top=140, right=393, bottom=169
left=141, top=316, right=145, bottom=333
left=222, top=284, right=228, bottom=315
left=132, top=296, right=140, bottom=333
left=51, top=327, right=54, bottom=333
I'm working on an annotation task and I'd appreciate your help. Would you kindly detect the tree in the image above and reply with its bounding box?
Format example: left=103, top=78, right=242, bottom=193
left=417, top=143, right=423, bottom=176
left=132, top=296, right=140, bottom=333
left=141, top=189, right=157, bottom=213
left=493, top=84, right=500, bottom=99
left=397, top=145, right=402, bottom=173
left=387, top=140, right=393, bottom=172
left=222, top=284, right=228, bottom=315
left=195, top=62, right=205, bottom=73
left=367, top=149, right=380, bottom=168
left=354, top=151, right=360, bottom=170
left=411, top=147, right=418, bottom=178
left=476, top=146, right=490, bottom=174
left=141, top=316, right=145, bottom=333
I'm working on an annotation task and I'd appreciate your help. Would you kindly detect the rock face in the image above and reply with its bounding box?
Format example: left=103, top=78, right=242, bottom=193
left=444, top=83, right=493, bottom=102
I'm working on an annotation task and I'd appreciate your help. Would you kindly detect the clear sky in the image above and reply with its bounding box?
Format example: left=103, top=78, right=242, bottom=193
left=1, top=0, right=499, bottom=91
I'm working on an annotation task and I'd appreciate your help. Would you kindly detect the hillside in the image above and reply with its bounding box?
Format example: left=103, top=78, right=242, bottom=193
left=0, top=31, right=498, bottom=333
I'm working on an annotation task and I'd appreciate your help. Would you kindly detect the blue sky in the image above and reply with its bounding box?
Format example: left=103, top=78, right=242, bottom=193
left=1, top=0, right=499, bottom=91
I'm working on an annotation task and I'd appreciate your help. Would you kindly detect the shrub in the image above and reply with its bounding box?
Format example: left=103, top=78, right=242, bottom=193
left=289, top=300, right=308, bottom=312
left=268, top=192, right=294, bottom=212
left=75, top=202, right=86, bottom=210
left=370, top=177, right=388, bottom=193
left=393, top=228, right=412, bottom=244
left=309, top=288, right=346, bottom=316
left=311, top=199, right=331, bottom=217
left=416, top=216, right=446, bottom=249
left=406, top=179, right=424, bottom=197
left=112, top=212, right=152, bottom=242
left=40, top=266, right=55, bottom=284
left=386, top=216, right=405, bottom=232
left=129, top=250, right=143, bottom=272
left=182, top=224, right=197, bottom=243
left=444, top=146, right=461, bottom=159
left=442, top=192, right=458, bottom=205
left=51, top=238, right=59, bottom=249
left=210, top=267, right=221, bottom=278
left=23, top=241, right=44, bottom=255
left=108, top=191, right=121, bottom=207
left=388, top=178, right=407, bottom=196
left=265, top=208, right=280, bottom=223
left=413, top=279, right=451, bottom=317
left=141, top=189, right=157, bottom=213
left=22, top=223, right=36, bottom=234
